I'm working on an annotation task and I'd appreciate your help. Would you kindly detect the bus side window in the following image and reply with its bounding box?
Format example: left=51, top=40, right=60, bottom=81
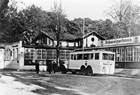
left=77, top=54, right=83, bottom=60
left=74, top=54, right=77, bottom=60
left=95, top=53, right=99, bottom=60
left=71, top=54, right=73, bottom=60
left=103, top=53, right=108, bottom=60
left=109, top=54, right=114, bottom=60
left=90, top=53, right=94, bottom=59
left=84, top=54, right=90, bottom=60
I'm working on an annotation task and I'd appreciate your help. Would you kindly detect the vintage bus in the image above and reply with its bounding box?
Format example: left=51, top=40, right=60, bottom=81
left=62, top=50, right=115, bottom=75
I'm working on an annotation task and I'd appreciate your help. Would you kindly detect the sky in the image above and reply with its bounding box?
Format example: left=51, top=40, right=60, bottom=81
left=14, top=0, right=140, bottom=20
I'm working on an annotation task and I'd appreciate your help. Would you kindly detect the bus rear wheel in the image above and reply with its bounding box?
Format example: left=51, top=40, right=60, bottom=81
left=87, top=66, right=93, bottom=76
left=81, top=66, right=86, bottom=75
left=71, top=70, right=76, bottom=74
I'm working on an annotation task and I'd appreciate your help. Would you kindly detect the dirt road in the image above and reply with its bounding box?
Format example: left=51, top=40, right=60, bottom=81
left=1, top=71, right=140, bottom=95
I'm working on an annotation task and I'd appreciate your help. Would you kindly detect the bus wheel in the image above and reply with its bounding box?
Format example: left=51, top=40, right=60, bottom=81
left=87, top=66, right=93, bottom=76
left=81, top=66, right=86, bottom=75
left=71, top=70, right=76, bottom=74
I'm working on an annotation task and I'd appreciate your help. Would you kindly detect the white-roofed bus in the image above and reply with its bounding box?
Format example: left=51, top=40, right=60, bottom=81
left=61, top=50, right=115, bottom=75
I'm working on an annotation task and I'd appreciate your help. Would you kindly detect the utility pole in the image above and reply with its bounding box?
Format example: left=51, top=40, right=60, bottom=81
left=82, top=18, right=85, bottom=51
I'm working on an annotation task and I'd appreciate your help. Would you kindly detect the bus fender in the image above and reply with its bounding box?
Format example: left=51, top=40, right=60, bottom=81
left=81, top=65, right=85, bottom=69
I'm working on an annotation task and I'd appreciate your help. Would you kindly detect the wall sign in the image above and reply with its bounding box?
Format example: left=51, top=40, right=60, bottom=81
left=102, top=36, right=140, bottom=46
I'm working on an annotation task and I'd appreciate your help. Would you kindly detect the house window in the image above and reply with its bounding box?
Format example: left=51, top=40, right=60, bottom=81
left=24, top=48, right=35, bottom=60
left=60, top=50, right=65, bottom=59
left=36, top=49, right=47, bottom=60
left=47, top=49, right=53, bottom=60
left=37, top=49, right=42, bottom=60
left=49, top=39, right=51, bottom=45
left=12, top=48, right=18, bottom=60
left=125, top=46, right=140, bottom=62
left=125, top=47, right=133, bottom=62
left=13, top=49, right=15, bottom=59
left=24, top=48, right=47, bottom=65
left=110, top=48, right=124, bottom=62
left=42, top=38, right=47, bottom=45
left=5, top=49, right=12, bottom=61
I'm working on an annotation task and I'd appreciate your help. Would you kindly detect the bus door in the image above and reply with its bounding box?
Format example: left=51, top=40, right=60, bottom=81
left=102, top=53, right=114, bottom=74
left=109, top=53, right=115, bottom=74
left=83, top=53, right=90, bottom=67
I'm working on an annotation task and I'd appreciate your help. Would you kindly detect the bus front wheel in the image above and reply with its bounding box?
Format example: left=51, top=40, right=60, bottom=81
left=87, top=66, right=93, bottom=76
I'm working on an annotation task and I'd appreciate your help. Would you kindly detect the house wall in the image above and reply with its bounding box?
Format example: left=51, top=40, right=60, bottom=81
left=4, top=42, right=47, bottom=71
left=54, top=41, right=78, bottom=47
left=4, top=41, right=23, bottom=70
left=0, top=49, right=4, bottom=69
left=83, top=35, right=100, bottom=47
left=20, top=48, right=47, bottom=71
left=37, top=37, right=54, bottom=46
left=61, top=41, right=67, bottom=47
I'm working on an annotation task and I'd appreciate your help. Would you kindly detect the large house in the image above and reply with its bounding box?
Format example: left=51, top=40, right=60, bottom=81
left=32, top=30, right=104, bottom=48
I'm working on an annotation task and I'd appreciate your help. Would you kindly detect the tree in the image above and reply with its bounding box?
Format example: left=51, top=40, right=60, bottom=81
left=50, top=1, right=66, bottom=66
left=0, top=0, right=9, bottom=13
left=97, top=19, right=115, bottom=39
left=73, top=18, right=93, bottom=34
left=0, top=2, right=53, bottom=43
left=107, top=0, right=140, bottom=37
left=65, top=19, right=81, bottom=35
left=0, top=0, right=9, bottom=42
left=0, top=0, right=21, bottom=43
left=18, top=5, right=51, bottom=44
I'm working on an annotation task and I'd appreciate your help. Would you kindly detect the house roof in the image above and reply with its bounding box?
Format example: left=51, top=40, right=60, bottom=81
left=82, top=31, right=105, bottom=40
left=32, top=31, right=54, bottom=43
left=60, top=33, right=79, bottom=41
left=40, top=31, right=54, bottom=40
left=33, top=30, right=105, bottom=43
left=34, top=31, right=79, bottom=42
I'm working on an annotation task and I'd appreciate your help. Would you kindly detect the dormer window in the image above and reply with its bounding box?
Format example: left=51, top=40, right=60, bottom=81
left=91, top=37, right=95, bottom=42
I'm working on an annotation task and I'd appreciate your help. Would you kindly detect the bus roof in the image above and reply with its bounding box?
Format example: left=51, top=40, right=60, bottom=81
left=70, top=50, right=114, bottom=54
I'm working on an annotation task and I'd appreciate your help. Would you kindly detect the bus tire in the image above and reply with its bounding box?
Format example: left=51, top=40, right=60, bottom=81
left=71, top=70, right=76, bottom=74
left=81, top=66, right=86, bottom=75
left=87, top=66, right=93, bottom=76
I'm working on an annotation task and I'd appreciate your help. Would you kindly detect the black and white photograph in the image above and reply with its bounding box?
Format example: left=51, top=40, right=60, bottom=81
left=0, top=0, right=140, bottom=95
